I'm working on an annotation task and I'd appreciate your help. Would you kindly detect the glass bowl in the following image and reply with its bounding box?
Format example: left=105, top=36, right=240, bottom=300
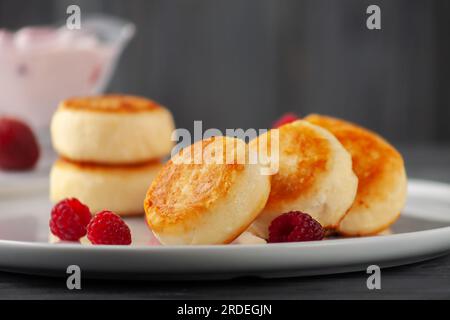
left=0, top=14, right=135, bottom=128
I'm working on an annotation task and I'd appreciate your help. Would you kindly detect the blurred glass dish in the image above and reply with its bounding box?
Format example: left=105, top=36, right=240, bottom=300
left=0, top=14, right=135, bottom=128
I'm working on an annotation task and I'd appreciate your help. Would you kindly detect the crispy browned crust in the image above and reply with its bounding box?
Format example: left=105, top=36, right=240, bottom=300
left=144, top=137, right=245, bottom=232
left=55, top=157, right=162, bottom=172
left=304, top=114, right=405, bottom=211
left=257, top=121, right=330, bottom=209
left=60, top=94, right=161, bottom=113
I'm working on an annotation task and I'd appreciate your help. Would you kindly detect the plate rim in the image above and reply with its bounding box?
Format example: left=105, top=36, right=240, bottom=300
left=0, top=178, right=449, bottom=252
left=0, top=225, right=449, bottom=251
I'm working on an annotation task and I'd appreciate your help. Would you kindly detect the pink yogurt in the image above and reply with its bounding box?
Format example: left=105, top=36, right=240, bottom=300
left=0, top=21, right=130, bottom=127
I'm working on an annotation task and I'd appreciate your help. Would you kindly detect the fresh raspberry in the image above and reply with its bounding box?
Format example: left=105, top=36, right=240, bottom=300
left=268, top=211, right=324, bottom=243
left=0, top=117, right=40, bottom=170
left=49, top=198, right=92, bottom=241
left=272, top=112, right=299, bottom=128
left=87, top=211, right=132, bottom=245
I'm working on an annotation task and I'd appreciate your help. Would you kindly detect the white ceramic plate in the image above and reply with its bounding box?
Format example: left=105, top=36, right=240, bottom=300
left=0, top=179, right=449, bottom=280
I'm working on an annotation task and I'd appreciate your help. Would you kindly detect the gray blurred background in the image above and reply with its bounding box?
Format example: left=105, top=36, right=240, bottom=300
left=1, top=0, right=449, bottom=144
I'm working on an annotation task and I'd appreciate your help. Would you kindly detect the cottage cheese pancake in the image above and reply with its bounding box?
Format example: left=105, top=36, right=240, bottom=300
left=144, top=136, right=271, bottom=245
left=249, top=120, right=357, bottom=239
left=51, top=95, right=175, bottom=164
left=305, top=114, right=407, bottom=236
left=50, top=158, right=163, bottom=216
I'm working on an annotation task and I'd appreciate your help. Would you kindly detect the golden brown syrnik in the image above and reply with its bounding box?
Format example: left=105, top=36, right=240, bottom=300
left=51, top=94, right=175, bottom=165
left=144, top=136, right=271, bottom=245
left=50, top=158, right=163, bottom=216
left=249, top=120, right=358, bottom=239
left=305, top=114, right=407, bottom=236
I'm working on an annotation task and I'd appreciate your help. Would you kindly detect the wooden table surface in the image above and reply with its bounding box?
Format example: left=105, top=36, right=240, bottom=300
left=1, top=143, right=449, bottom=299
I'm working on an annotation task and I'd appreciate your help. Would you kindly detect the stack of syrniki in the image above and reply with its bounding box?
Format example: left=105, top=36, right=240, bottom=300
left=50, top=95, right=175, bottom=216
left=144, top=115, right=407, bottom=245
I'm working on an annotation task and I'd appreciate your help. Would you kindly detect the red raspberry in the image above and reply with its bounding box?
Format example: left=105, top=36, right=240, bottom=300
left=0, top=117, right=40, bottom=170
left=268, top=211, right=324, bottom=243
left=272, top=112, right=299, bottom=128
left=49, top=198, right=92, bottom=241
left=87, top=211, right=131, bottom=245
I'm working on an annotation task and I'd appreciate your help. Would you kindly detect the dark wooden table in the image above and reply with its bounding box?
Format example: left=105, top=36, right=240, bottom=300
left=1, top=144, right=449, bottom=299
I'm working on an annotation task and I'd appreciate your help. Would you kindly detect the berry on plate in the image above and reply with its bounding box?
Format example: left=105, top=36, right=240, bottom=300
left=49, top=198, right=92, bottom=241
left=268, top=211, right=324, bottom=243
left=87, top=211, right=132, bottom=245
left=272, top=112, right=298, bottom=128
left=0, top=117, right=40, bottom=170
